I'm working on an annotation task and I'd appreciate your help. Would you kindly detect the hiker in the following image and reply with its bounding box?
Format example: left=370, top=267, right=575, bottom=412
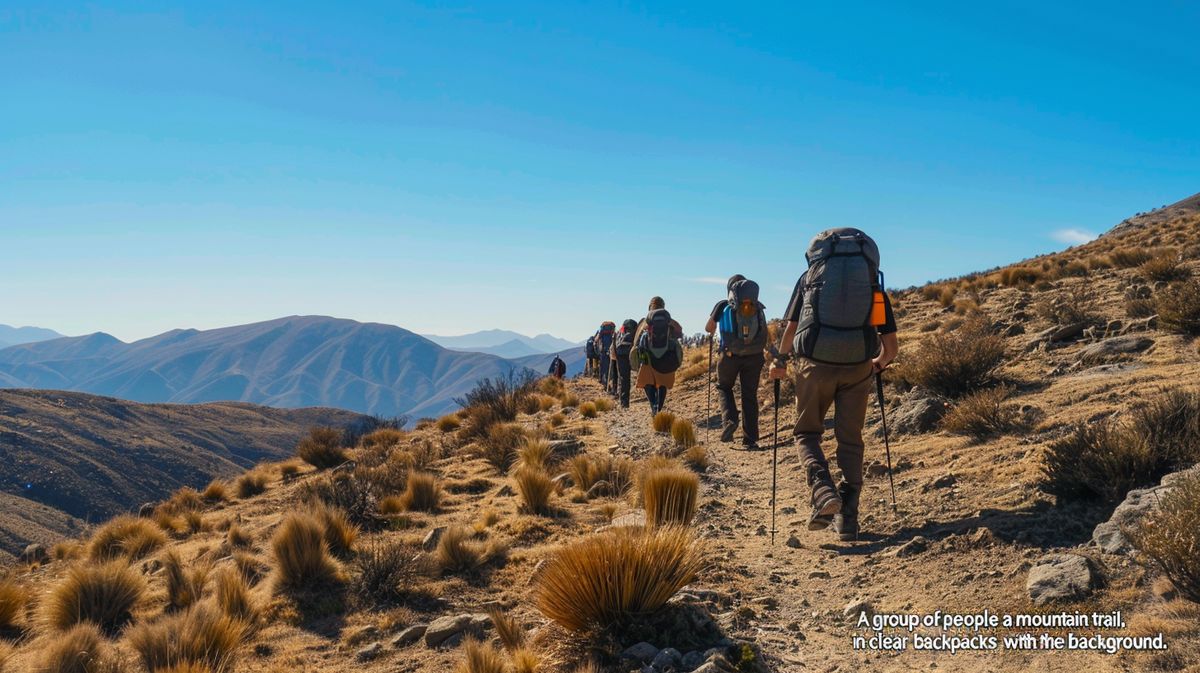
left=584, top=335, right=598, bottom=377
left=548, top=355, right=567, bottom=379
left=705, top=274, right=767, bottom=449
left=769, top=228, right=898, bottom=541
left=610, top=318, right=638, bottom=408
left=594, top=321, right=616, bottom=389
left=631, top=297, right=684, bottom=415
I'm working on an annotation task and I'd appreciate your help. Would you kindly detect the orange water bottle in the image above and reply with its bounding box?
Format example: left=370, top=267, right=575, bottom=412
left=870, top=272, right=887, bottom=326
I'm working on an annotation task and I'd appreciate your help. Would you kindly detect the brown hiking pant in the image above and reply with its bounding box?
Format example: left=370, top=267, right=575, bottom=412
left=792, top=357, right=874, bottom=487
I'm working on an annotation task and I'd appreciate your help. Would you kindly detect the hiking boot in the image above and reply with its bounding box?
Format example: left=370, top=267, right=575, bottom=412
left=720, top=423, right=737, bottom=442
left=806, top=465, right=841, bottom=530
left=743, top=441, right=760, bottom=451
left=832, top=482, right=861, bottom=541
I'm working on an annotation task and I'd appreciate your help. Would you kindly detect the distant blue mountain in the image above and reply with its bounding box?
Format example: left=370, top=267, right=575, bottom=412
left=424, top=329, right=579, bottom=355
left=0, top=324, right=64, bottom=349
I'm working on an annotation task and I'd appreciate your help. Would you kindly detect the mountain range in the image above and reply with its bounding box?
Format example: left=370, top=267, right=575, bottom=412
left=0, top=316, right=583, bottom=420
left=0, top=324, right=63, bottom=349
left=423, top=329, right=579, bottom=358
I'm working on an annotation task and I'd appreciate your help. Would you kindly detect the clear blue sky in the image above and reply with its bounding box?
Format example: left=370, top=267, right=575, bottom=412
left=2, top=1, right=1197, bottom=342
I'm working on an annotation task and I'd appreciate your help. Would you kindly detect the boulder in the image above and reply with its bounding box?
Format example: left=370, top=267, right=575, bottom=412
left=652, top=647, right=682, bottom=670
left=1092, top=465, right=1198, bottom=554
left=890, top=396, right=946, bottom=435
left=421, top=526, right=447, bottom=551
left=1077, top=335, right=1153, bottom=364
left=20, top=543, right=48, bottom=565
left=621, top=641, right=660, bottom=663
left=1026, top=554, right=1099, bottom=605
left=843, top=599, right=874, bottom=619
left=355, top=642, right=383, bottom=662
left=390, top=624, right=427, bottom=648
left=424, top=614, right=473, bottom=648
left=1048, top=323, right=1087, bottom=342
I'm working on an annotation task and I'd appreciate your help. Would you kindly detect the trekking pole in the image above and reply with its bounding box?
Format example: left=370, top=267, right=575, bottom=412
left=875, top=372, right=898, bottom=514
left=706, top=334, right=714, bottom=446
left=771, top=378, right=780, bottom=545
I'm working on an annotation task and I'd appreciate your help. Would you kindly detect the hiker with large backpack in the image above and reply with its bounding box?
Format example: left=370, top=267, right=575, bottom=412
left=594, top=321, right=616, bottom=389
left=548, top=355, right=567, bottom=379
left=610, top=318, right=638, bottom=408
left=769, top=228, right=899, bottom=541
left=584, top=335, right=598, bottom=377
left=631, top=297, right=684, bottom=415
left=705, top=274, right=768, bottom=449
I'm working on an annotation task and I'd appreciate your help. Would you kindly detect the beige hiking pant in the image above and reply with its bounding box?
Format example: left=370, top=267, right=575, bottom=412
left=792, top=357, right=874, bottom=487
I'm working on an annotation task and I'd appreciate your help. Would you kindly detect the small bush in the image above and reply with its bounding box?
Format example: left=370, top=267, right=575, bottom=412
left=578, top=401, right=598, bottom=418
left=270, top=513, right=342, bottom=591
left=455, top=637, right=506, bottom=673
left=1108, top=247, right=1154, bottom=268
left=44, top=562, right=144, bottom=635
left=435, top=527, right=504, bottom=574
left=593, top=398, right=614, bottom=413
left=548, top=413, right=566, bottom=428
left=128, top=603, right=246, bottom=673
left=163, top=550, right=211, bottom=612
left=1141, top=255, right=1190, bottom=282
left=478, top=423, right=527, bottom=472
left=1128, top=389, right=1200, bottom=468
left=436, top=414, right=462, bottom=433
left=940, top=385, right=1023, bottom=439
left=559, top=392, right=580, bottom=408
left=213, top=568, right=257, bottom=623
left=226, top=523, right=252, bottom=549
left=201, top=480, right=228, bottom=503
left=297, top=427, right=349, bottom=469
left=652, top=411, right=677, bottom=433
left=359, top=427, right=405, bottom=451
left=0, top=578, right=27, bottom=630
left=298, top=471, right=376, bottom=526
left=311, top=503, right=358, bottom=557
left=514, top=467, right=554, bottom=515
left=900, top=317, right=1006, bottom=398
left=235, top=472, right=267, bottom=498
left=398, top=472, right=442, bottom=512
left=1125, top=295, right=1157, bottom=319
left=1032, top=283, right=1099, bottom=326
left=512, top=438, right=554, bottom=473
left=683, top=443, right=708, bottom=471
left=350, top=540, right=423, bottom=608
left=35, top=623, right=120, bottom=673
left=1156, top=280, right=1200, bottom=335
left=642, top=468, right=699, bottom=527
left=456, top=370, right=539, bottom=423
left=670, top=418, right=697, bottom=449
left=88, top=515, right=167, bottom=561
left=534, top=526, right=704, bottom=633
left=1127, top=474, right=1200, bottom=603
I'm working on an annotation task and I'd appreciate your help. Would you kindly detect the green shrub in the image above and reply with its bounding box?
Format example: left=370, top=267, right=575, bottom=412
left=899, top=317, right=1006, bottom=398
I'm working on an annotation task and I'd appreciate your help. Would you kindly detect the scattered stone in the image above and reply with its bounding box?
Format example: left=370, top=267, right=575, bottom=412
left=1048, top=322, right=1086, bottom=343
left=547, top=438, right=584, bottom=456
left=586, top=480, right=612, bottom=498
left=681, top=650, right=706, bottom=670
left=390, top=624, right=427, bottom=648
left=20, top=543, right=48, bottom=565
left=355, top=642, right=383, bottom=662
left=924, top=473, right=957, bottom=491
left=1026, top=554, right=1100, bottom=605
left=138, top=502, right=156, bottom=518
left=652, top=647, right=682, bottom=670
left=894, top=536, right=928, bottom=558
left=843, top=599, right=873, bottom=619
left=890, top=396, right=946, bottom=435
left=424, top=614, right=473, bottom=648
left=969, top=528, right=994, bottom=547
left=785, top=534, right=802, bottom=549
left=496, top=485, right=515, bottom=497
left=808, top=570, right=831, bottom=579
left=1092, top=465, right=1199, bottom=554
left=755, top=525, right=767, bottom=537
left=621, top=641, right=660, bottom=663
left=422, top=526, right=447, bottom=551
left=1078, top=335, right=1154, bottom=364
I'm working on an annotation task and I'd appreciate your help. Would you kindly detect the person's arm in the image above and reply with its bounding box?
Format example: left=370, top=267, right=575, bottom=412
left=705, top=317, right=717, bottom=334
left=873, top=332, right=898, bottom=372
left=769, top=320, right=798, bottom=379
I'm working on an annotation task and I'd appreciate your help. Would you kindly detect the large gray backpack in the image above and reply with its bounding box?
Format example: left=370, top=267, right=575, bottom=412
left=793, top=228, right=882, bottom=364
left=719, top=279, right=768, bottom=356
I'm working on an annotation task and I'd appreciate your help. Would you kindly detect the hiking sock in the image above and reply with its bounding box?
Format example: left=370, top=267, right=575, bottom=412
left=833, top=481, right=861, bottom=541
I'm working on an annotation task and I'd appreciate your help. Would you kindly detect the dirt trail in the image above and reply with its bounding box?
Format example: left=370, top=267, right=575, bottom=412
left=581, top=373, right=1124, bottom=673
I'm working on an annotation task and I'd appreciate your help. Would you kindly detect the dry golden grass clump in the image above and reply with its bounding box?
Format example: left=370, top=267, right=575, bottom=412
left=642, top=467, right=699, bottom=527
left=52, top=540, right=84, bottom=562
left=456, top=637, right=506, bottom=673
left=234, top=472, right=267, bottom=498
left=559, top=392, right=580, bottom=408
left=670, top=417, right=697, bottom=448
left=1140, top=254, right=1191, bottom=282
left=359, top=427, right=406, bottom=450
left=435, top=526, right=506, bottom=574
left=513, top=467, right=555, bottom=515
left=683, top=442, right=709, bottom=471
left=398, top=471, right=442, bottom=512
left=296, top=426, right=349, bottom=469
left=279, top=462, right=301, bottom=482
left=512, top=438, right=554, bottom=473
left=578, top=401, right=598, bottom=418
left=534, top=526, right=704, bottom=633
left=1107, top=247, right=1155, bottom=268
left=270, top=512, right=342, bottom=591
left=213, top=568, right=258, bottom=624
left=998, top=266, right=1044, bottom=288
left=35, top=622, right=121, bottom=673
left=436, top=414, right=462, bottom=433
left=88, top=515, right=167, bottom=561
left=939, top=385, right=1023, bottom=440
left=309, top=503, right=358, bottom=558
left=547, top=412, right=566, bottom=428
left=898, top=316, right=1006, bottom=398
left=163, top=550, right=211, bottom=612
left=201, top=480, right=228, bottom=503
left=128, top=603, right=246, bottom=673
left=538, top=376, right=565, bottom=396
left=0, top=578, right=27, bottom=631
left=350, top=540, right=424, bottom=607
left=159, top=487, right=205, bottom=516
left=593, top=397, right=614, bottom=413
left=568, top=453, right=634, bottom=496
left=651, top=411, right=677, bottom=433
left=478, top=422, right=528, bottom=472
left=44, top=561, right=144, bottom=635
left=226, top=523, right=252, bottom=549
left=1156, top=279, right=1200, bottom=335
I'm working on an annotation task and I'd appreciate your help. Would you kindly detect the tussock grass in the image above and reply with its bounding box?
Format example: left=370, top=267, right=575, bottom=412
left=163, top=550, right=211, bottom=612
left=435, top=527, right=505, bottom=574
left=534, top=526, right=704, bottom=633
left=1141, top=254, right=1191, bottom=282
left=226, top=523, right=252, bottom=549
left=378, top=495, right=404, bottom=515
left=350, top=540, right=424, bottom=608
left=676, top=362, right=708, bottom=383
left=1107, top=247, right=1154, bottom=268
left=0, top=578, right=27, bottom=630
left=513, top=467, right=555, bottom=516
left=642, top=467, right=699, bottom=527
left=488, top=608, right=525, bottom=653
left=512, top=438, right=554, bottom=473
left=547, top=413, right=566, bottom=428
left=128, top=603, right=246, bottom=673
left=270, top=513, right=342, bottom=592
left=234, top=472, right=267, bottom=498
left=559, top=392, right=580, bottom=408
left=160, top=487, right=204, bottom=516
left=593, top=397, right=614, bottom=412
left=940, top=385, right=1023, bottom=439
left=297, top=427, right=349, bottom=469
left=578, top=401, right=598, bottom=418
left=511, top=649, right=541, bottom=673
left=52, top=540, right=83, bottom=561
left=88, top=515, right=166, bottom=561
left=651, top=411, right=676, bottom=433
left=44, top=561, right=143, bottom=635
left=568, top=454, right=634, bottom=496
left=682, top=443, right=709, bottom=471
left=478, top=423, right=527, bottom=473
left=279, top=462, right=301, bottom=482
left=669, top=417, right=697, bottom=449
left=311, top=503, right=358, bottom=557
left=398, top=472, right=442, bottom=513
left=537, top=394, right=558, bottom=412
left=436, top=414, right=462, bottom=433
left=298, top=471, right=375, bottom=526
left=201, top=480, right=228, bottom=503
left=898, top=316, right=1006, bottom=398
left=359, top=427, right=405, bottom=450
left=213, top=568, right=258, bottom=623
left=455, top=637, right=506, bottom=673
left=1156, top=279, right=1200, bottom=335
left=35, top=622, right=120, bottom=673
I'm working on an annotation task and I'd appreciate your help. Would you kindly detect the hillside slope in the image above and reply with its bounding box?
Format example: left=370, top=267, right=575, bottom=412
left=0, top=389, right=367, bottom=559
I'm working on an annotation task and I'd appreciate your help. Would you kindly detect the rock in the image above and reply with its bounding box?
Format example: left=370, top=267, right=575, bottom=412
left=808, top=570, right=831, bottom=579
left=621, top=641, right=660, bottom=663
left=468, top=613, right=492, bottom=634
left=924, top=473, right=957, bottom=491
left=138, top=502, right=156, bottom=518
left=894, top=536, right=928, bottom=558
left=969, top=528, right=994, bottom=547
left=355, top=642, right=383, bottom=662
left=692, top=663, right=727, bottom=673
left=1003, top=323, right=1025, bottom=337
left=1026, top=554, right=1100, bottom=605
left=1048, top=323, right=1086, bottom=343
left=424, top=614, right=473, bottom=648
left=422, top=526, right=447, bottom=551
left=1078, top=335, right=1154, bottom=364
left=785, top=534, right=802, bottom=549
left=890, top=396, right=946, bottom=435
left=1092, top=465, right=1198, bottom=554
left=866, top=463, right=890, bottom=478
left=681, top=650, right=706, bottom=670
left=843, top=599, right=873, bottom=619
left=496, top=485, right=515, bottom=497
left=390, top=624, right=427, bottom=647
left=652, top=647, right=682, bottom=670
left=20, top=543, right=48, bottom=565
left=754, top=525, right=767, bottom=536
left=547, top=438, right=584, bottom=456
left=586, top=480, right=611, bottom=498
left=551, top=472, right=572, bottom=488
